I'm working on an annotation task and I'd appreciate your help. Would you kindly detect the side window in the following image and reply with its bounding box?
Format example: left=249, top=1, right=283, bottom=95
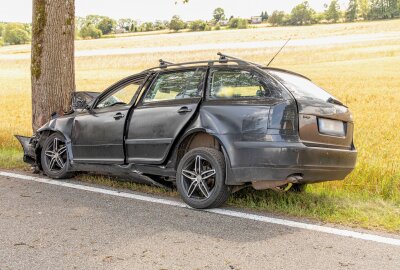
left=144, top=69, right=205, bottom=103
left=96, top=83, right=141, bottom=109
left=209, top=69, right=283, bottom=99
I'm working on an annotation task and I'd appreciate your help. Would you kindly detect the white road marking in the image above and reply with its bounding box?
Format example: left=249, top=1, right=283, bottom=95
left=1, top=171, right=400, bottom=246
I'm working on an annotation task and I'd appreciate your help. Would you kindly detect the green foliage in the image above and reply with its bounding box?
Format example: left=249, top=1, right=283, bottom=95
left=0, top=37, right=3, bottom=47
left=268, top=10, right=285, bottom=25
left=142, top=22, right=155, bottom=32
left=85, top=15, right=106, bottom=26
left=345, top=0, right=359, bottom=21
left=312, top=12, right=326, bottom=23
left=169, top=15, right=185, bottom=32
left=368, top=0, right=399, bottom=20
left=325, top=0, right=342, bottom=22
left=213, top=7, right=226, bottom=22
left=79, top=24, right=102, bottom=39
left=290, top=1, right=316, bottom=25
left=154, top=20, right=167, bottom=31
left=228, top=18, right=248, bottom=29
left=118, top=18, right=134, bottom=31
left=97, top=17, right=116, bottom=35
left=358, top=0, right=370, bottom=19
left=189, top=20, right=207, bottom=31
left=0, top=23, right=4, bottom=37
left=3, top=23, right=30, bottom=45
left=260, top=11, right=269, bottom=21
left=214, top=23, right=221, bottom=30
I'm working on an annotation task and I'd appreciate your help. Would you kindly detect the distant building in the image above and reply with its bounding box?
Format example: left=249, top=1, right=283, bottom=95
left=251, top=16, right=262, bottom=24
left=219, top=20, right=229, bottom=26
left=115, top=28, right=128, bottom=34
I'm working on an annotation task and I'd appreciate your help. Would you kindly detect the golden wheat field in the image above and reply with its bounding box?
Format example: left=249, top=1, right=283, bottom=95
left=0, top=19, right=399, bottom=209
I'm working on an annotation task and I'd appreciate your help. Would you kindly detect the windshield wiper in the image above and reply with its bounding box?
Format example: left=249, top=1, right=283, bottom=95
left=327, top=97, right=346, bottom=107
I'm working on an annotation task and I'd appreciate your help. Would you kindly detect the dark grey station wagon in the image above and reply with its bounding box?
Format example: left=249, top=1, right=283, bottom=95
left=17, top=54, right=357, bottom=209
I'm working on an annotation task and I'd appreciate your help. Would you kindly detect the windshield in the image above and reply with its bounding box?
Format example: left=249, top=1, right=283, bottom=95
left=269, top=70, right=337, bottom=102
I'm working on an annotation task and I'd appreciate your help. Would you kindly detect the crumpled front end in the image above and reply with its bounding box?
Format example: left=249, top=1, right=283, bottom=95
left=15, top=135, right=40, bottom=165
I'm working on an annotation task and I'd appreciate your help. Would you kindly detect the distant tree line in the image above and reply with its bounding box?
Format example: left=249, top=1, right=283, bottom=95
left=268, top=0, right=400, bottom=26
left=76, top=15, right=172, bottom=39
left=0, top=22, right=31, bottom=46
left=73, top=8, right=249, bottom=38
left=1, top=0, right=399, bottom=45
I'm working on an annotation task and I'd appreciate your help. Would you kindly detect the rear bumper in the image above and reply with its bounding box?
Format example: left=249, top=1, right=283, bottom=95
left=226, top=142, right=357, bottom=184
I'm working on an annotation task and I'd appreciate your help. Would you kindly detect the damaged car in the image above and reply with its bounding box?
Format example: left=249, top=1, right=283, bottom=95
left=16, top=53, right=357, bottom=209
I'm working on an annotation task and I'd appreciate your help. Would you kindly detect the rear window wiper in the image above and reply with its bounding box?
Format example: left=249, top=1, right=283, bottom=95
left=327, top=97, right=347, bottom=107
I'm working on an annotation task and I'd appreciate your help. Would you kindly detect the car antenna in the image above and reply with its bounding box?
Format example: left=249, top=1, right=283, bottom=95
left=266, top=38, right=291, bottom=67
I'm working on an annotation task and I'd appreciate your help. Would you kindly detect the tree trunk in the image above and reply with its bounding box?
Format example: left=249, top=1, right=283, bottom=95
left=31, top=0, right=75, bottom=131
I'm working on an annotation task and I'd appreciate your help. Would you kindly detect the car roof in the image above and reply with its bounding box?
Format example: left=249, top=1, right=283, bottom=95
left=140, top=53, right=311, bottom=81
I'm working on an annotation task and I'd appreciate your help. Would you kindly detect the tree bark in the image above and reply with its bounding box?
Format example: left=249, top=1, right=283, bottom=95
left=31, top=0, right=75, bottom=131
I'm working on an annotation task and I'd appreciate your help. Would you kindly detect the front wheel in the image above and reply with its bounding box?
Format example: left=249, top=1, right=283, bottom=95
left=176, top=147, right=230, bottom=209
left=41, top=133, right=73, bottom=179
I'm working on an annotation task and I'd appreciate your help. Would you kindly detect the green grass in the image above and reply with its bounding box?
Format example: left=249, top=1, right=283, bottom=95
left=73, top=173, right=400, bottom=233
left=0, top=148, right=28, bottom=170
left=230, top=187, right=400, bottom=232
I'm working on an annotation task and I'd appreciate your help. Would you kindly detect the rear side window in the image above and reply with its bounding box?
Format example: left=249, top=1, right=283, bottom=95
left=144, top=69, right=205, bottom=102
left=208, top=69, right=284, bottom=99
left=270, top=70, right=335, bottom=102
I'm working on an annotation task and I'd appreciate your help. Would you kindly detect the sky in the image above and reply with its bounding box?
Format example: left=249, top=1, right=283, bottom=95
left=0, top=0, right=349, bottom=23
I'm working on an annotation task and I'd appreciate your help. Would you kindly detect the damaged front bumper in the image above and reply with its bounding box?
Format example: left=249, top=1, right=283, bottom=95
left=15, top=135, right=39, bottom=165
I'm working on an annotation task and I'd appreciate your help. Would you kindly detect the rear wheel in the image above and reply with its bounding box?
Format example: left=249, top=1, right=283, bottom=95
left=176, top=147, right=230, bottom=209
left=41, top=133, right=73, bottom=179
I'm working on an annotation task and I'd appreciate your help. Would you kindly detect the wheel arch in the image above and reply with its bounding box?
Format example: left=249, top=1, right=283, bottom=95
left=172, top=128, right=234, bottom=185
left=35, top=127, right=74, bottom=167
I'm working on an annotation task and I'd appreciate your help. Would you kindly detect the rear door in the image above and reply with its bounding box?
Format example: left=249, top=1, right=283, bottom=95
left=126, top=68, right=207, bottom=164
left=202, top=67, right=294, bottom=138
left=201, top=67, right=296, bottom=169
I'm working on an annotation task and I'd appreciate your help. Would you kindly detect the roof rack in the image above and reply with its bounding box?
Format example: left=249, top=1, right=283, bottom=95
left=217, top=52, right=265, bottom=68
left=142, top=53, right=311, bottom=81
left=144, top=52, right=266, bottom=73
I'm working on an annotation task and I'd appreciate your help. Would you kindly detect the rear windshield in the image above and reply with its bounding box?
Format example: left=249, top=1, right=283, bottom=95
left=269, top=70, right=336, bottom=102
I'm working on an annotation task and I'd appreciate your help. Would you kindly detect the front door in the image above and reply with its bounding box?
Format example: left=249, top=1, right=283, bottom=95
left=126, top=68, right=207, bottom=164
left=71, top=78, right=143, bottom=164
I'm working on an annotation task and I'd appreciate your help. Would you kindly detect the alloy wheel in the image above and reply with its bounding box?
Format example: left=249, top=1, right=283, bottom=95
left=181, top=155, right=217, bottom=199
left=44, top=138, right=67, bottom=172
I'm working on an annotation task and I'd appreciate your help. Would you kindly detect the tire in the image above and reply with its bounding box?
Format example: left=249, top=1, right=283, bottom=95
left=290, top=183, right=307, bottom=192
left=176, top=147, right=230, bottom=209
left=41, top=133, right=73, bottom=179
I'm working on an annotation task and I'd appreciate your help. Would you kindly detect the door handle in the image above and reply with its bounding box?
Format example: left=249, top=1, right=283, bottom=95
left=178, top=106, right=192, bottom=114
left=113, top=112, right=125, bottom=120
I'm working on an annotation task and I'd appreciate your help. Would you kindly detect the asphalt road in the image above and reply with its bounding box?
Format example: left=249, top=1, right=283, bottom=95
left=1, top=174, right=399, bottom=270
